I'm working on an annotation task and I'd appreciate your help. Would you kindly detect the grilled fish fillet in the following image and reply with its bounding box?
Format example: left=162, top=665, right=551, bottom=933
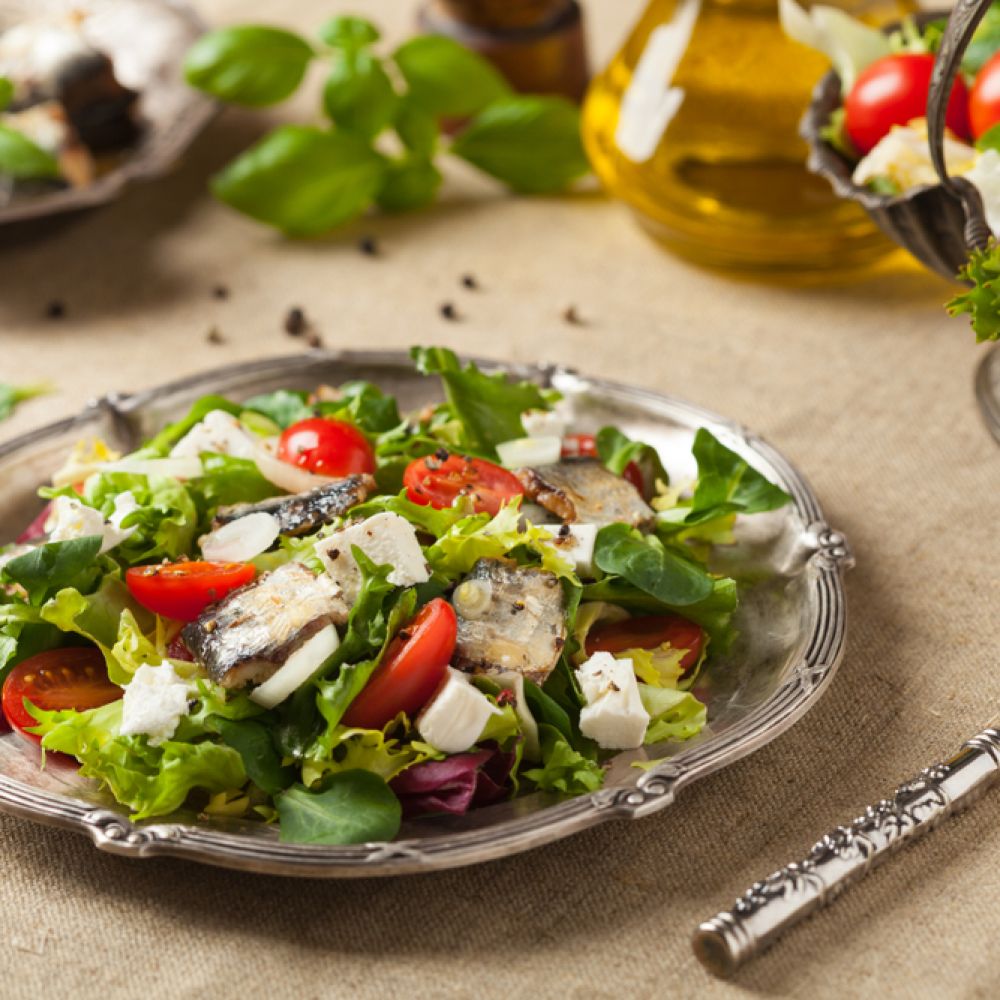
left=182, top=561, right=349, bottom=689
left=452, top=558, right=567, bottom=686
left=516, top=458, right=654, bottom=529
left=213, top=475, right=374, bottom=537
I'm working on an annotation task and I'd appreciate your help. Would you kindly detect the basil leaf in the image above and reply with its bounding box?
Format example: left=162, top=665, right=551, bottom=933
left=0, top=77, right=13, bottom=112
left=593, top=524, right=713, bottom=607
left=411, top=346, right=547, bottom=457
left=3, top=537, right=103, bottom=606
left=687, top=429, right=791, bottom=520
left=376, top=157, right=442, bottom=212
left=184, top=26, right=314, bottom=106
left=211, top=125, right=386, bottom=237
left=243, top=389, right=312, bottom=428
left=208, top=716, right=294, bottom=796
left=323, top=50, right=397, bottom=138
left=451, top=96, right=588, bottom=194
left=276, top=770, right=402, bottom=844
left=394, top=98, right=437, bottom=157
left=318, top=15, right=380, bottom=50
left=0, top=382, right=48, bottom=422
left=596, top=426, right=669, bottom=488
left=0, top=125, right=60, bottom=180
left=394, top=35, right=510, bottom=117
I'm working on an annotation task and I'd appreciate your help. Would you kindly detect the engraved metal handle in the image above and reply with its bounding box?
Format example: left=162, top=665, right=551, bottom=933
left=928, top=0, right=993, bottom=250
left=692, top=728, right=1000, bottom=978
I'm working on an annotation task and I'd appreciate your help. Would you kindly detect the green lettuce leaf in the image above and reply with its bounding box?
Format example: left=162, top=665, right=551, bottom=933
left=639, top=685, right=707, bottom=744
left=595, top=426, right=669, bottom=488
left=1, top=536, right=103, bottom=605
left=208, top=716, right=295, bottom=795
left=192, top=454, right=281, bottom=509
left=276, top=770, right=402, bottom=844
left=411, top=346, right=548, bottom=458
left=522, top=723, right=604, bottom=794
left=242, top=389, right=313, bottom=428
left=143, top=395, right=243, bottom=456
left=317, top=380, right=402, bottom=435
left=30, top=698, right=247, bottom=820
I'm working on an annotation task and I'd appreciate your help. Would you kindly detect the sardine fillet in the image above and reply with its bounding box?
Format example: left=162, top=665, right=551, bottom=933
left=452, top=558, right=567, bottom=687
left=182, top=561, right=349, bottom=689
left=516, top=458, right=654, bottom=529
left=213, top=475, right=375, bottom=537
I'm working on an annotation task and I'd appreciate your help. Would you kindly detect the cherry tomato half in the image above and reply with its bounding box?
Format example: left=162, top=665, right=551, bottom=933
left=970, top=51, right=1000, bottom=139
left=2, top=647, right=121, bottom=743
left=342, top=598, right=458, bottom=730
left=585, top=614, right=706, bottom=674
left=844, top=53, right=970, bottom=155
left=403, top=452, right=523, bottom=516
left=562, top=433, right=644, bottom=493
left=277, top=417, right=375, bottom=476
left=126, top=561, right=256, bottom=622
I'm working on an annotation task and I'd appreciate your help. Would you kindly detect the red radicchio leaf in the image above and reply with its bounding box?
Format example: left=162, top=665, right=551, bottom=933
left=390, top=745, right=516, bottom=818
left=16, top=503, right=52, bottom=544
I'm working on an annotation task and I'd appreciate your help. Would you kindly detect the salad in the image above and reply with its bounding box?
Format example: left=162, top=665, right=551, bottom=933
left=782, top=0, right=1000, bottom=217
left=0, top=348, right=790, bottom=845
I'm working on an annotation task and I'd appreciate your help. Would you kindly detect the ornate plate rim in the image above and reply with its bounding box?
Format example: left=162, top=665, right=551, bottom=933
left=0, top=350, right=853, bottom=876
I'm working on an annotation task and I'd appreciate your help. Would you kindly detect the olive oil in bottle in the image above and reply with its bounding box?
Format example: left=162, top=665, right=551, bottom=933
left=582, top=0, right=917, bottom=277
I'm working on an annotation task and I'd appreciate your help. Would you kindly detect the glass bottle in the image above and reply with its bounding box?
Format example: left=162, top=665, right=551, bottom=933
left=582, top=0, right=918, bottom=277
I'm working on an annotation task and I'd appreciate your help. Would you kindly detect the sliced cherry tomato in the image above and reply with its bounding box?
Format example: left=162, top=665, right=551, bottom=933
left=342, top=598, right=457, bottom=730
left=277, top=417, right=375, bottom=476
left=844, top=53, right=970, bottom=154
left=403, top=452, right=523, bottom=516
left=2, top=647, right=121, bottom=743
left=585, top=614, right=705, bottom=674
left=561, top=433, right=644, bottom=493
left=970, top=51, right=1000, bottom=139
left=126, top=561, right=256, bottom=622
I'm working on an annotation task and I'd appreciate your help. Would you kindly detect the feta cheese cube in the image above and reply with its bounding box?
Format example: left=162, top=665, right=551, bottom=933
left=521, top=408, right=568, bottom=439
left=120, top=661, right=192, bottom=746
left=575, top=651, right=650, bottom=750
left=315, top=512, right=431, bottom=602
left=417, top=668, right=501, bottom=753
left=546, top=522, right=597, bottom=577
left=46, top=493, right=137, bottom=554
left=496, top=436, right=562, bottom=470
left=170, top=410, right=257, bottom=460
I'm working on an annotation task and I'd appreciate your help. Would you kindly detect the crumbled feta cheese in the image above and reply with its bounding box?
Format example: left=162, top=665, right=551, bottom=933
left=852, top=123, right=976, bottom=192
left=521, top=408, right=568, bottom=439
left=575, top=652, right=650, bottom=750
left=170, top=410, right=257, bottom=460
left=46, top=493, right=137, bottom=554
left=417, top=668, right=501, bottom=754
left=546, top=523, right=597, bottom=577
left=315, top=512, right=430, bottom=602
left=120, top=661, right=192, bottom=746
left=496, top=436, right=562, bottom=469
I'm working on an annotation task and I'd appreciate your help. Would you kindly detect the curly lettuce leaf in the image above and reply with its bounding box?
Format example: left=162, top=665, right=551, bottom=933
left=29, top=698, right=247, bottom=820
left=639, top=685, right=706, bottom=744
left=317, top=380, right=402, bottom=434
left=411, top=346, right=549, bottom=457
left=192, top=454, right=280, bottom=509
left=521, top=723, right=604, bottom=794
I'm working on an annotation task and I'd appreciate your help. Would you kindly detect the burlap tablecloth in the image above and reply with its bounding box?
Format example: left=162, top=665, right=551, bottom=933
left=2, top=1, right=999, bottom=996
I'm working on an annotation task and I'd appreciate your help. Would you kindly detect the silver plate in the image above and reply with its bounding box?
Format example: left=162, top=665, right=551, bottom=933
left=0, top=0, right=213, bottom=225
left=0, top=351, right=852, bottom=876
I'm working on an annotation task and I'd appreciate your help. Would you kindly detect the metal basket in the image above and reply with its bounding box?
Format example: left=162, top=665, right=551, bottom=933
left=802, top=1, right=994, bottom=282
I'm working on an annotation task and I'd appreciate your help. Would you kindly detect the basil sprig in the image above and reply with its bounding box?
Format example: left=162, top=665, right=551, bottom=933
left=183, top=16, right=589, bottom=235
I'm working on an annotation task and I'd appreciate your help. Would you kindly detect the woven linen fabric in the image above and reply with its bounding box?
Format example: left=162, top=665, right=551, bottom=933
left=2, top=1, right=999, bottom=997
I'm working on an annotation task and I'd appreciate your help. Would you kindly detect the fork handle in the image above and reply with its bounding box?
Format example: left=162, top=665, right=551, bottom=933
left=692, top=728, right=1000, bottom=978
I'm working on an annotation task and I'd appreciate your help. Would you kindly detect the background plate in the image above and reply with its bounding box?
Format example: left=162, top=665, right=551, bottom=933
left=0, top=351, right=852, bottom=876
left=0, top=0, right=213, bottom=225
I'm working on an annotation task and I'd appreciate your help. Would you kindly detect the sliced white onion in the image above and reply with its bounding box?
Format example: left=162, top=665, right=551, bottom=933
left=200, top=512, right=280, bottom=563
left=250, top=624, right=340, bottom=709
left=251, top=447, right=337, bottom=494
left=101, top=456, right=204, bottom=480
left=496, top=436, right=562, bottom=470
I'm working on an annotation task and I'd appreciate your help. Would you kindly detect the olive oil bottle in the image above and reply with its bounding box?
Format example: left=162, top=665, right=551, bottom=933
left=582, top=0, right=917, bottom=277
